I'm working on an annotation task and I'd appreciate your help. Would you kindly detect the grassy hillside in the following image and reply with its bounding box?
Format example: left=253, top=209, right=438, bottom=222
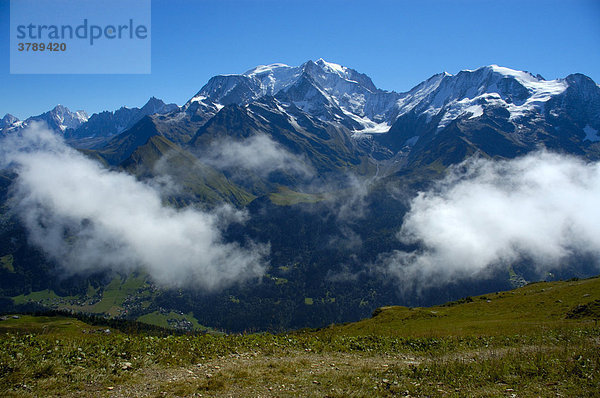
left=269, top=186, right=327, bottom=206
left=122, top=135, right=255, bottom=207
left=1, top=277, right=599, bottom=397
left=325, top=276, right=600, bottom=337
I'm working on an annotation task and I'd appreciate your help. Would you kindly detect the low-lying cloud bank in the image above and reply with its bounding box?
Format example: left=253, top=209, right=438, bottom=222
left=383, top=152, right=600, bottom=288
left=0, top=124, right=268, bottom=289
left=199, top=134, right=314, bottom=178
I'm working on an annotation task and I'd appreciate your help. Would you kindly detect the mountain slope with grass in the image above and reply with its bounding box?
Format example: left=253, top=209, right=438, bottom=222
left=121, top=135, right=255, bottom=207
left=1, top=276, right=599, bottom=397
left=326, top=276, right=600, bottom=337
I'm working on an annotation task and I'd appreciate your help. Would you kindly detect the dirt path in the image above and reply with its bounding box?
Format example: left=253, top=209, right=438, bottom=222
left=72, top=351, right=423, bottom=397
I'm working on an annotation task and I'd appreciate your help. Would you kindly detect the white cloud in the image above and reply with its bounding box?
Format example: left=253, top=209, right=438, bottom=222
left=0, top=124, right=268, bottom=290
left=326, top=174, right=371, bottom=222
left=199, top=134, right=314, bottom=178
left=383, top=152, right=600, bottom=288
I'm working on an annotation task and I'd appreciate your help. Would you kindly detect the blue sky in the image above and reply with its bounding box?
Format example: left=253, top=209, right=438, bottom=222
left=1, top=0, right=599, bottom=120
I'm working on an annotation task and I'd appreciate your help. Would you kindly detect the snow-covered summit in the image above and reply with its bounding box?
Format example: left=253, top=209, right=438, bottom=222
left=191, top=59, right=381, bottom=103
left=314, top=58, right=354, bottom=80
left=0, top=114, right=19, bottom=129
left=395, top=64, right=569, bottom=129
left=186, top=61, right=589, bottom=136
left=31, top=105, right=89, bottom=132
left=244, top=62, right=293, bottom=77
left=0, top=105, right=88, bottom=135
left=187, top=59, right=399, bottom=133
left=243, top=62, right=303, bottom=96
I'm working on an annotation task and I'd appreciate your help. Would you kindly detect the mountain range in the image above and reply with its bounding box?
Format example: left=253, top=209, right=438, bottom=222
left=1, top=60, right=599, bottom=332
left=1, top=97, right=178, bottom=146
left=5, top=59, right=598, bottom=170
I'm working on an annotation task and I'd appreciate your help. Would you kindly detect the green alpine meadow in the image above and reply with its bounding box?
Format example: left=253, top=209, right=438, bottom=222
left=1, top=276, right=599, bottom=396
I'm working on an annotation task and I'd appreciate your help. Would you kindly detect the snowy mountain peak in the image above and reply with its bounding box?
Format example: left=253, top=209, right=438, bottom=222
left=395, top=64, right=570, bottom=130
left=193, top=59, right=384, bottom=107
left=41, top=105, right=89, bottom=131
left=188, top=59, right=398, bottom=134
left=1, top=113, right=19, bottom=128
left=315, top=58, right=349, bottom=77
left=484, top=64, right=547, bottom=82
left=454, top=65, right=567, bottom=96
left=244, top=63, right=303, bottom=97
left=3, top=104, right=89, bottom=133
left=243, top=63, right=293, bottom=77
left=50, top=104, right=88, bottom=119
left=306, top=59, right=379, bottom=93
